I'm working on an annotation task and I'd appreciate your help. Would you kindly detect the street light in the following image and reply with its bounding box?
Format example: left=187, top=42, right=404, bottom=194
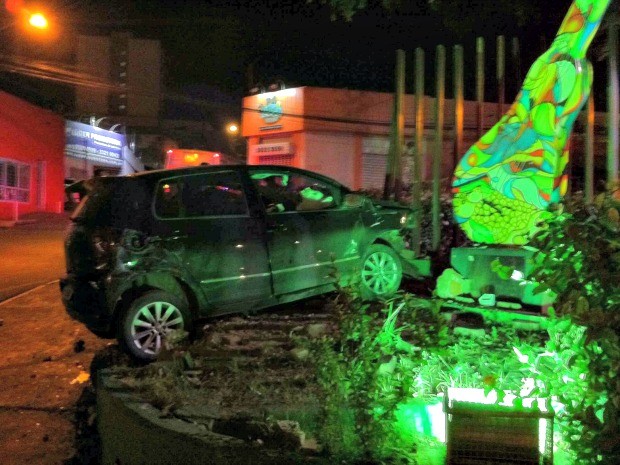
left=226, top=123, right=239, bottom=134
left=28, top=13, right=48, bottom=30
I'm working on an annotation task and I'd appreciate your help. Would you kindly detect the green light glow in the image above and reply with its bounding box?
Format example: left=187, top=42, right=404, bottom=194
left=446, top=387, right=552, bottom=457
left=446, top=387, right=550, bottom=412
left=452, top=0, right=612, bottom=245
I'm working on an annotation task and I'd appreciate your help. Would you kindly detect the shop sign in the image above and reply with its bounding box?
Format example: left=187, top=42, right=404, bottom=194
left=251, top=142, right=293, bottom=157
left=258, top=97, right=283, bottom=124
left=65, top=121, right=125, bottom=167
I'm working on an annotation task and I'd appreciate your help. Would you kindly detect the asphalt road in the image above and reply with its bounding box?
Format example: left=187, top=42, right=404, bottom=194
left=0, top=214, right=69, bottom=302
left=0, top=213, right=110, bottom=464
left=0, top=281, right=113, bottom=465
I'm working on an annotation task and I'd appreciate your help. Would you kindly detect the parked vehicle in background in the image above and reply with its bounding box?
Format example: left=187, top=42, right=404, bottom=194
left=165, top=148, right=222, bottom=169
left=60, top=165, right=427, bottom=361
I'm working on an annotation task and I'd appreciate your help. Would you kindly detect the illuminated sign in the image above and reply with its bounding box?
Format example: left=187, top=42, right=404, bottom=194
left=65, top=121, right=125, bottom=167
left=258, top=97, right=282, bottom=124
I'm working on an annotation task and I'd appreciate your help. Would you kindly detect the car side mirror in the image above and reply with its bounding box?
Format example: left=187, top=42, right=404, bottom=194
left=344, top=193, right=366, bottom=209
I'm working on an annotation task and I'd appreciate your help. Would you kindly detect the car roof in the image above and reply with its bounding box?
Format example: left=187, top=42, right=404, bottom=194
left=129, top=165, right=350, bottom=190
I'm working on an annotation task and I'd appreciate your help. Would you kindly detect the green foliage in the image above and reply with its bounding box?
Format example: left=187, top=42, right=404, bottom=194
left=522, top=189, right=620, bottom=464
left=309, top=288, right=546, bottom=463
left=309, top=291, right=447, bottom=463
left=314, top=0, right=404, bottom=21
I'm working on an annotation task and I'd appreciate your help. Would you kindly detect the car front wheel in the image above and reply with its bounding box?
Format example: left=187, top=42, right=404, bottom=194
left=118, top=290, right=192, bottom=361
left=360, top=244, right=403, bottom=300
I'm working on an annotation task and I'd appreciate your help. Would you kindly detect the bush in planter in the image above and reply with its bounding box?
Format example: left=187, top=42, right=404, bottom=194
left=309, top=291, right=449, bottom=463
left=518, top=188, right=620, bottom=464
left=309, top=288, right=547, bottom=464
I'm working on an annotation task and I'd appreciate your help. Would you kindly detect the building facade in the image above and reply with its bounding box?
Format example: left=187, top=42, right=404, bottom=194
left=64, top=121, right=144, bottom=181
left=0, top=91, right=65, bottom=221
left=74, top=33, right=161, bottom=129
left=242, top=87, right=607, bottom=191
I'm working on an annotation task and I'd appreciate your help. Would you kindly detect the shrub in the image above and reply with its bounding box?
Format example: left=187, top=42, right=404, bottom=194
left=520, top=188, right=620, bottom=464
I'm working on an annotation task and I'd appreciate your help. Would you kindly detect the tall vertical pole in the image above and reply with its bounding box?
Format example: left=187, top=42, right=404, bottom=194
left=511, top=37, right=521, bottom=95
left=412, top=48, right=425, bottom=257
left=608, top=14, right=620, bottom=187
left=453, top=45, right=464, bottom=173
left=476, top=37, right=485, bottom=138
left=497, top=36, right=505, bottom=118
left=433, top=45, right=445, bottom=253
left=585, top=94, right=595, bottom=203
left=392, top=49, right=406, bottom=201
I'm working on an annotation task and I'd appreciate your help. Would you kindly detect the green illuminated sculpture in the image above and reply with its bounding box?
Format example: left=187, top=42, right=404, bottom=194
left=452, top=0, right=611, bottom=245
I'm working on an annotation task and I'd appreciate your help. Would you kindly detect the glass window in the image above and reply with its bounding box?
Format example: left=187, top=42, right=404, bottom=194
left=0, top=158, right=30, bottom=203
left=6, top=164, right=16, bottom=187
left=250, top=170, right=340, bottom=213
left=155, top=171, right=248, bottom=219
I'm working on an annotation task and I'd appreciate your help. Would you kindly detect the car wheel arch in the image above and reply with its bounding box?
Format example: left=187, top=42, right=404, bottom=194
left=111, top=273, right=201, bottom=327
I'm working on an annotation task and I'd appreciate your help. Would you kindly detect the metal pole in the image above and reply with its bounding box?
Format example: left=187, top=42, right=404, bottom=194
left=453, top=45, right=464, bottom=173
left=511, top=37, right=521, bottom=94
left=433, top=45, right=445, bottom=252
left=412, top=47, right=425, bottom=257
left=476, top=37, right=485, bottom=138
left=585, top=94, right=595, bottom=202
left=497, top=36, right=505, bottom=119
left=393, top=49, right=406, bottom=201
left=608, top=14, right=619, bottom=187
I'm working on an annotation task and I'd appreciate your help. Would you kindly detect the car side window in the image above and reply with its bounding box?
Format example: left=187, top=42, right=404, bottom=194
left=249, top=170, right=339, bottom=213
left=155, top=171, right=249, bottom=219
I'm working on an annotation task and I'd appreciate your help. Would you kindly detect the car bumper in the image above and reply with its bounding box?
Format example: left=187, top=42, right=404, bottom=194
left=60, top=275, right=116, bottom=334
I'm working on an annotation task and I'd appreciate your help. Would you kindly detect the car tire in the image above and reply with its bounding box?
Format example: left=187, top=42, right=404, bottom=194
left=118, top=290, right=193, bottom=362
left=360, top=244, right=403, bottom=300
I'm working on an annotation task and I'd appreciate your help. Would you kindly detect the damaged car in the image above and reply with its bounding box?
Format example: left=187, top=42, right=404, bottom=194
left=60, top=165, right=428, bottom=361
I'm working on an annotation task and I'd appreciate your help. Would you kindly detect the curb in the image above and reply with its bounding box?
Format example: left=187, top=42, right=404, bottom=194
left=97, top=369, right=328, bottom=465
left=0, top=280, right=59, bottom=307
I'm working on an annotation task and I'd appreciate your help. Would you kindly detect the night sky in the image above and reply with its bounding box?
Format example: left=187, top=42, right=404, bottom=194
left=9, top=0, right=615, bottom=109
left=69, top=0, right=591, bottom=96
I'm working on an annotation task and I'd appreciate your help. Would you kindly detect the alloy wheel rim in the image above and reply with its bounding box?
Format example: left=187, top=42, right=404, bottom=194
left=130, top=301, right=184, bottom=355
left=362, top=251, right=400, bottom=295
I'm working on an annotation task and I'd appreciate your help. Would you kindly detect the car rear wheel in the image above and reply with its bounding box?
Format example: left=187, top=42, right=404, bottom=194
left=360, top=244, right=403, bottom=300
left=118, top=290, right=192, bottom=361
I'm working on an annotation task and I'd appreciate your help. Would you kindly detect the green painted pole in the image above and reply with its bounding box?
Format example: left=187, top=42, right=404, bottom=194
left=608, top=14, right=619, bottom=187
left=497, top=35, right=505, bottom=119
left=433, top=45, right=445, bottom=252
left=476, top=37, right=485, bottom=138
left=393, top=49, right=406, bottom=201
left=585, top=93, right=595, bottom=203
left=412, top=47, right=424, bottom=257
left=453, top=45, right=464, bottom=174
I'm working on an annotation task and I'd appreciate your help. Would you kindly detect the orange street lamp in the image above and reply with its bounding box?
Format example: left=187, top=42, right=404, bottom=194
left=227, top=123, right=239, bottom=134
left=28, top=13, right=49, bottom=30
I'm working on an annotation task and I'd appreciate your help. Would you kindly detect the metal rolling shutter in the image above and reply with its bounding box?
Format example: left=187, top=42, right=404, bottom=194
left=361, top=153, right=387, bottom=190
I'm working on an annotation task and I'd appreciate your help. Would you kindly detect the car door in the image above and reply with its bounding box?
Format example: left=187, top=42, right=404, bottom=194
left=152, top=169, right=272, bottom=311
left=249, top=168, right=365, bottom=296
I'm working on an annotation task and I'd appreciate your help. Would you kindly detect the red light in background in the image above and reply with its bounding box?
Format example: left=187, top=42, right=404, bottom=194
left=163, top=183, right=171, bottom=194
left=214, top=153, right=220, bottom=158
left=5, top=0, right=24, bottom=14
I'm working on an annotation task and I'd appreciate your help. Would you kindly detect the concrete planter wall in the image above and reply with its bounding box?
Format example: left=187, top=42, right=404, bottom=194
left=97, top=369, right=325, bottom=465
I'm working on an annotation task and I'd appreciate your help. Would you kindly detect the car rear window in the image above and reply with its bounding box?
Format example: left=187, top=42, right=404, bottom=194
left=154, top=171, right=248, bottom=219
left=70, top=177, right=151, bottom=229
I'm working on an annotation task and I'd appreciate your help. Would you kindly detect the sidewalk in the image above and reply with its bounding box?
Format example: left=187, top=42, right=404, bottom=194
left=0, top=213, right=70, bottom=302
left=0, top=212, right=72, bottom=230
left=0, top=283, right=111, bottom=465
